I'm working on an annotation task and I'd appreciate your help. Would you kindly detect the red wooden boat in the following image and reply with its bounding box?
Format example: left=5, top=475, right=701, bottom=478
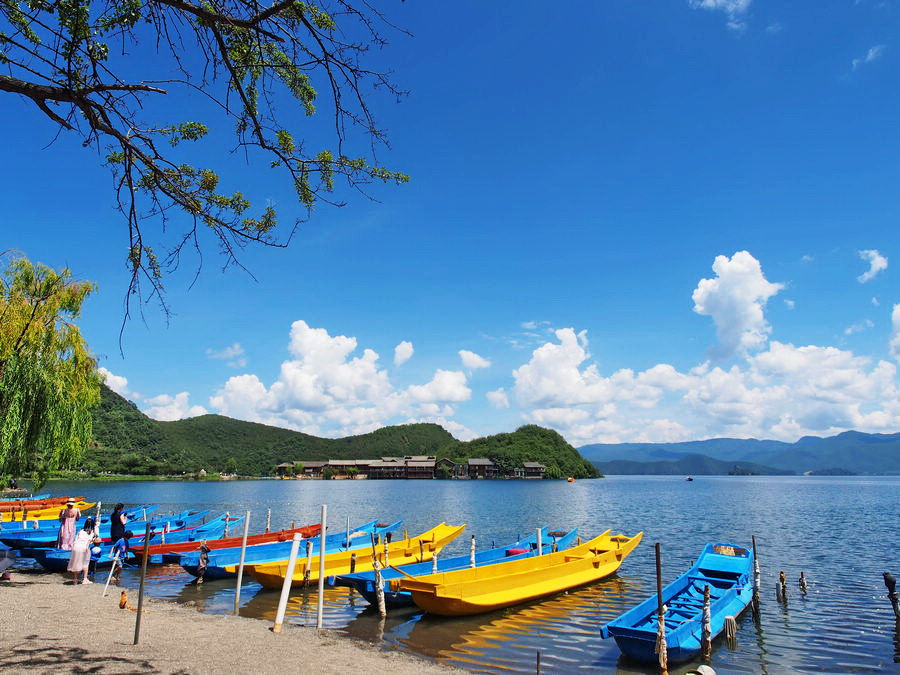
left=132, top=523, right=322, bottom=561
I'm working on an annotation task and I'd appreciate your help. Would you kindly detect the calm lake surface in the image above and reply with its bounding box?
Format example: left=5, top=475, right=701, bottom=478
left=16, top=476, right=900, bottom=672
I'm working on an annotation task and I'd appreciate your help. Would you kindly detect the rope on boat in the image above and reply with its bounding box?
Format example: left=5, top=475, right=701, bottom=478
left=701, top=585, right=711, bottom=662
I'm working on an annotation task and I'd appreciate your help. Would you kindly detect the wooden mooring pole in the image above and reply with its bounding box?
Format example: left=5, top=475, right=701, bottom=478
left=655, top=542, right=668, bottom=674
left=272, top=534, right=303, bottom=633
left=133, top=523, right=151, bottom=645
left=885, top=572, right=900, bottom=619
left=752, top=534, right=761, bottom=618
left=233, top=510, right=251, bottom=615
left=316, top=504, right=327, bottom=630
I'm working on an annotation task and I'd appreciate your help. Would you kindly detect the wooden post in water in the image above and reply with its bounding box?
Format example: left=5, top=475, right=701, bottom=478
left=272, top=534, right=303, bottom=634
left=345, top=515, right=351, bottom=550
left=303, top=539, right=313, bottom=587
left=383, top=534, right=390, bottom=568
left=884, top=572, right=900, bottom=619
left=779, top=570, right=788, bottom=603
left=752, top=535, right=761, bottom=619
left=265, top=508, right=271, bottom=534
left=536, top=529, right=542, bottom=556
left=133, top=523, right=151, bottom=645
left=701, top=585, right=711, bottom=661
left=432, top=552, right=438, bottom=574
left=224, top=512, right=230, bottom=538
left=536, top=650, right=541, bottom=674
left=654, top=542, right=668, bottom=674
left=316, top=504, right=327, bottom=630
left=373, top=559, right=387, bottom=618
left=233, top=510, right=252, bottom=615
left=470, top=534, right=476, bottom=568
left=799, top=571, right=808, bottom=593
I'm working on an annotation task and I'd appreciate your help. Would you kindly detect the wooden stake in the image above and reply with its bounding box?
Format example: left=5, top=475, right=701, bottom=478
left=536, top=649, right=541, bottom=674
left=752, top=535, right=761, bottom=618
left=272, top=534, right=303, bottom=633
left=133, top=523, right=151, bottom=645
left=233, top=510, right=251, bottom=615
left=701, top=585, right=711, bottom=661
left=470, top=534, right=476, bottom=568
left=536, top=529, right=542, bottom=556
left=316, top=504, right=327, bottom=630
left=884, top=572, right=899, bottom=619
left=373, top=559, right=387, bottom=618
left=655, top=542, right=668, bottom=674
left=265, top=509, right=271, bottom=534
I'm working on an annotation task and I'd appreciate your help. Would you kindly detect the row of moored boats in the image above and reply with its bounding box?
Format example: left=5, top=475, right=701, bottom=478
left=1, top=494, right=756, bottom=665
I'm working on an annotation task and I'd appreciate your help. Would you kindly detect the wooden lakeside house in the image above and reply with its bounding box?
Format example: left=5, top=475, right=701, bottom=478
left=406, top=459, right=437, bottom=479
left=467, top=458, right=499, bottom=479
left=523, top=462, right=546, bottom=479
left=435, top=457, right=465, bottom=478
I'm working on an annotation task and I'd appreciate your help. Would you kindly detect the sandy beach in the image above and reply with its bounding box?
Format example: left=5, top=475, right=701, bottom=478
left=0, top=571, right=459, bottom=674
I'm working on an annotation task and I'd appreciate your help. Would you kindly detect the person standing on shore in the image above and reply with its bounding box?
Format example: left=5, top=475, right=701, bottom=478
left=109, top=503, right=127, bottom=543
left=57, top=498, right=81, bottom=550
left=67, top=518, right=95, bottom=584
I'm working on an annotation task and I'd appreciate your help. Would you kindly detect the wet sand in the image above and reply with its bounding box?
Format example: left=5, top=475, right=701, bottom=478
left=0, top=571, right=459, bottom=674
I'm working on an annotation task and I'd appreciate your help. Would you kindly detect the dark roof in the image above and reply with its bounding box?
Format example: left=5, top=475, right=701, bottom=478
left=523, top=462, right=546, bottom=469
left=302, top=461, right=327, bottom=469
left=407, top=461, right=435, bottom=468
left=468, top=458, right=494, bottom=466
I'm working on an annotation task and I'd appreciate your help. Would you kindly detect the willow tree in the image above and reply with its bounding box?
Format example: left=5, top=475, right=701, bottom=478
left=0, top=1, right=408, bottom=314
left=0, top=255, right=101, bottom=488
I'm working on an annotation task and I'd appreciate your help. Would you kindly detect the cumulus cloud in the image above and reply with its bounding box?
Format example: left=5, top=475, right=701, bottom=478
left=891, top=305, right=900, bottom=361
left=394, top=341, right=413, bottom=366
left=508, top=327, right=900, bottom=446
left=97, top=367, right=130, bottom=397
left=143, top=392, right=207, bottom=421
left=784, top=299, right=796, bottom=310
left=873, top=297, right=880, bottom=307
left=852, top=45, right=886, bottom=71
left=688, top=0, right=751, bottom=30
left=857, top=249, right=888, bottom=283
left=459, top=350, right=491, bottom=370
left=407, top=369, right=471, bottom=403
left=206, top=342, right=247, bottom=368
left=692, top=251, right=783, bottom=358
left=487, top=388, right=510, bottom=409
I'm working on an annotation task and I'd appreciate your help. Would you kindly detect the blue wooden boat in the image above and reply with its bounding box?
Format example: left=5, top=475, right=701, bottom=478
left=179, top=519, right=402, bottom=580
left=0, top=493, right=50, bottom=502
left=0, top=506, right=210, bottom=548
left=333, top=527, right=579, bottom=609
left=32, top=514, right=243, bottom=571
left=601, top=542, right=754, bottom=664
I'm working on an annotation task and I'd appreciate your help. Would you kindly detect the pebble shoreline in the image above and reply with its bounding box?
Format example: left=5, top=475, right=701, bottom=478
left=0, top=572, right=459, bottom=674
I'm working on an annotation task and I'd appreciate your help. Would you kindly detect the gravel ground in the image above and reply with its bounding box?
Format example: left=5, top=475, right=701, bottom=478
left=0, top=571, right=459, bottom=674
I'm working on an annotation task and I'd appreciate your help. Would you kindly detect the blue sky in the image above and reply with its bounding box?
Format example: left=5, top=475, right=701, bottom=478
left=4, top=0, right=900, bottom=445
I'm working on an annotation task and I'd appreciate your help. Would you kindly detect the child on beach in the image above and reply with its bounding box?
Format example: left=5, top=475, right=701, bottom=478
left=110, top=530, right=133, bottom=583
left=88, top=536, right=103, bottom=580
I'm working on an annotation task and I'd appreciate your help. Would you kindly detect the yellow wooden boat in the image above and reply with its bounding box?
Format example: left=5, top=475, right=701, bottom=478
left=1, top=501, right=97, bottom=522
left=391, top=529, right=643, bottom=616
left=249, top=522, right=465, bottom=590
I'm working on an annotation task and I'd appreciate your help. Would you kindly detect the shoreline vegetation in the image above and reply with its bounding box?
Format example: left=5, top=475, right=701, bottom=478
left=1, top=572, right=457, bottom=674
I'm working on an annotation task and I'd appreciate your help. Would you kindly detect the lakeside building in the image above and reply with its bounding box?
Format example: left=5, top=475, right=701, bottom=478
left=275, top=456, right=545, bottom=480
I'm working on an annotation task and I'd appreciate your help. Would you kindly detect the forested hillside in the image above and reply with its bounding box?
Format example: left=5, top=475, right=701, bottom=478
left=436, top=425, right=601, bottom=479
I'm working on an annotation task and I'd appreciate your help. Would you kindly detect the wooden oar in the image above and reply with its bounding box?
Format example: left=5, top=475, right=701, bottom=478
left=389, top=565, right=417, bottom=579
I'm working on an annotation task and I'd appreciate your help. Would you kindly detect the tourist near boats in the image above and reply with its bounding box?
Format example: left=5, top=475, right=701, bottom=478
left=179, top=519, right=402, bottom=580
left=392, top=529, right=643, bottom=616
left=250, top=522, right=466, bottom=590
left=333, top=527, right=579, bottom=610
left=600, top=542, right=754, bottom=664
left=133, top=522, right=322, bottom=564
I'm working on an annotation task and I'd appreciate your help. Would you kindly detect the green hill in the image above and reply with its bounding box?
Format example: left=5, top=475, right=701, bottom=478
left=82, top=386, right=597, bottom=478
left=437, top=425, right=601, bottom=479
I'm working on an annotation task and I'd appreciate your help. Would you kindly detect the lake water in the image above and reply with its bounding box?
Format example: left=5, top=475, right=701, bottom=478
left=13, top=476, right=900, bottom=672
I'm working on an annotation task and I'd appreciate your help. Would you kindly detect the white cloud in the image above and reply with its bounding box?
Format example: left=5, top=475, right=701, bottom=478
left=784, top=299, right=796, bottom=310
left=872, top=297, right=880, bottom=307
left=394, top=341, right=413, bottom=366
left=857, top=249, right=888, bottom=283
left=891, top=305, right=900, bottom=361
left=688, top=0, right=751, bottom=29
left=206, top=342, right=247, bottom=368
left=844, top=319, right=874, bottom=335
left=765, top=22, right=783, bottom=34
left=852, top=45, right=886, bottom=71
left=459, top=349, right=491, bottom=370
left=98, top=367, right=129, bottom=397
left=487, top=388, right=510, bottom=409
left=143, top=392, right=207, bottom=421
left=407, top=369, right=471, bottom=403
left=801, top=254, right=814, bottom=263
left=692, top=251, right=783, bottom=357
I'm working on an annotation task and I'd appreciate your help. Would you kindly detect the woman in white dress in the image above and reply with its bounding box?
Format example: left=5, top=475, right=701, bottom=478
left=67, top=518, right=95, bottom=584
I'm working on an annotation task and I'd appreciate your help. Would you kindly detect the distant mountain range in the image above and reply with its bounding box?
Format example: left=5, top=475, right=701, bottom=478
left=580, top=431, right=900, bottom=475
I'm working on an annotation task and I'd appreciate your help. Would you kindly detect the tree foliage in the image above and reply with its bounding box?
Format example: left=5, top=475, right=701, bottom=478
left=0, top=254, right=101, bottom=487
left=0, top=0, right=409, bottom=314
